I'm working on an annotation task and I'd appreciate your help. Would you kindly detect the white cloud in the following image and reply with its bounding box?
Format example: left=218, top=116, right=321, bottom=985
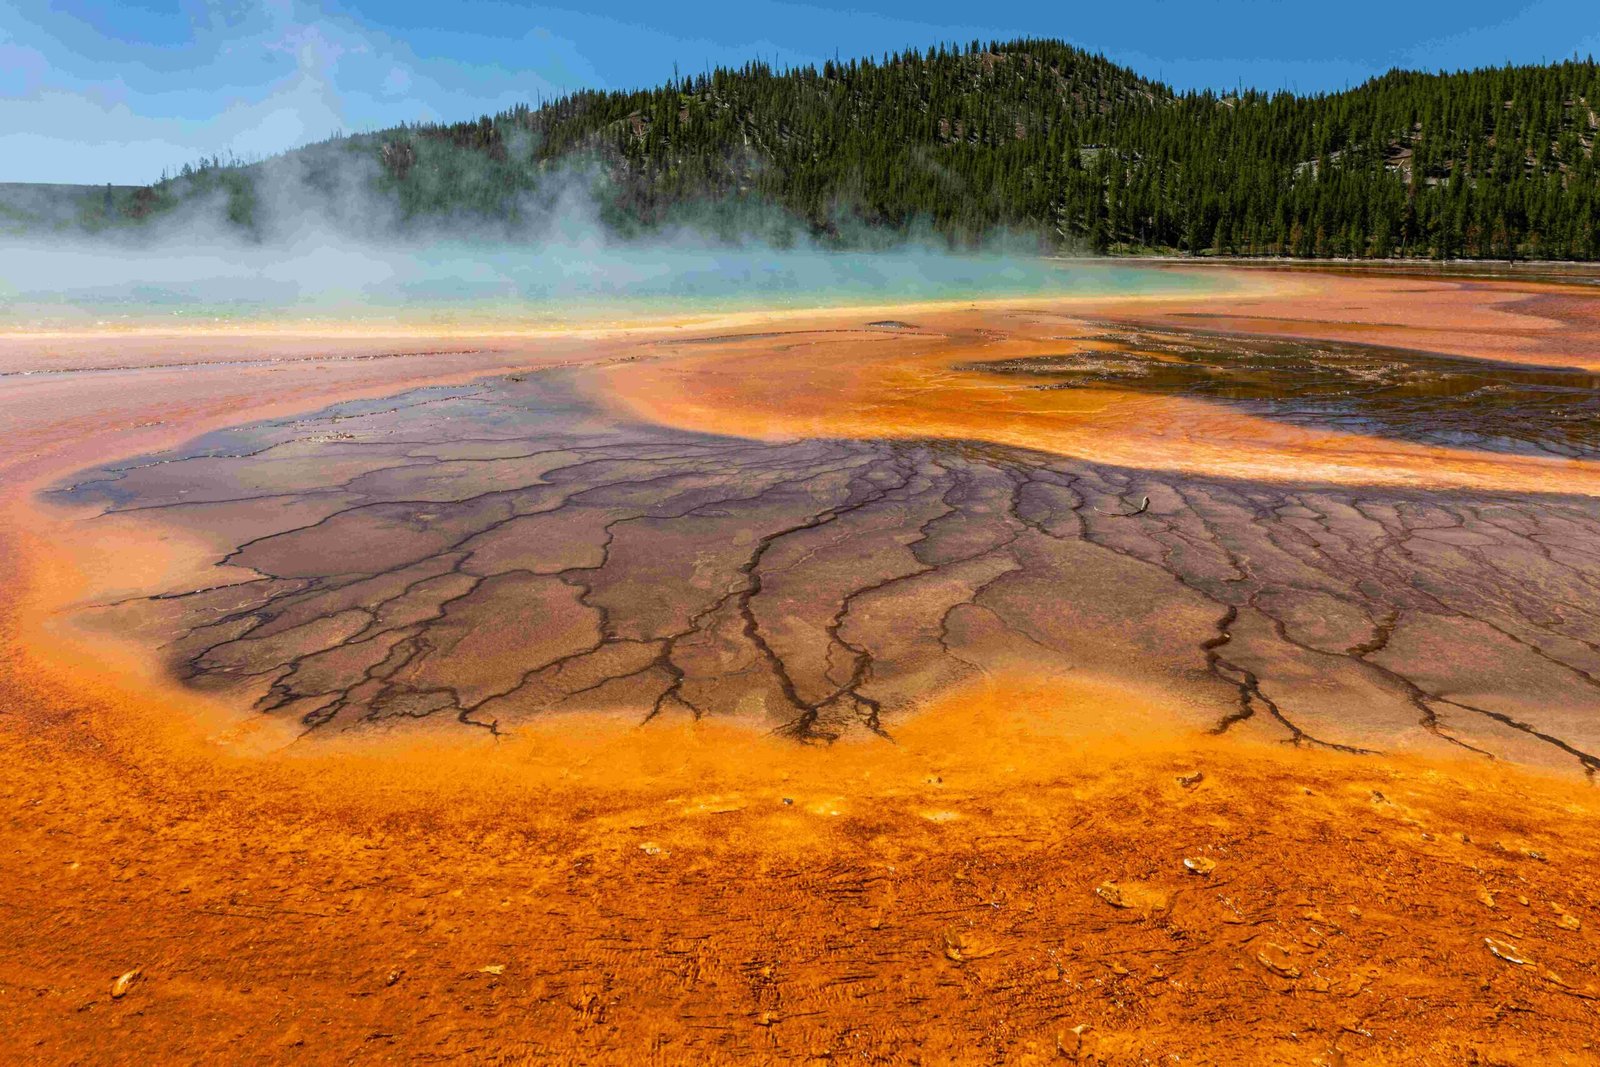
left=0, top=0, right=587, bottom=183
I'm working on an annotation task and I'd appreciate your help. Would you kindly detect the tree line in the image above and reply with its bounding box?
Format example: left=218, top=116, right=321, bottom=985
left=130, top=39, right=1600, bottom=259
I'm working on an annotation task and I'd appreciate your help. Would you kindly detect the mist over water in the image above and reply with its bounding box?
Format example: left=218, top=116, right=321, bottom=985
left=0, top=235, right=1208, bottom=330
left=0, top=158, right=1208, bottom=330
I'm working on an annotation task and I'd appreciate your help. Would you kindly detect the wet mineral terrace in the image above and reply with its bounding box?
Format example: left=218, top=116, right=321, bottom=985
left=57, top=328, right=1600, bottom=774
left=964, top=325, right=1600, bottom=458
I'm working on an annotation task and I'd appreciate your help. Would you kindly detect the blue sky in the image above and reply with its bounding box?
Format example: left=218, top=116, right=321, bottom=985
left=3, top=0, right=1598, bottom=184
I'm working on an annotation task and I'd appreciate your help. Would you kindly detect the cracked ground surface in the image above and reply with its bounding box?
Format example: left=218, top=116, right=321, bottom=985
left=57, top=322, right=1600, bottom=775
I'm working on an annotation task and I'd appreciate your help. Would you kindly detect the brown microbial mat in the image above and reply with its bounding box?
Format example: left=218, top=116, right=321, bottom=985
left=52, top=362, right=1600, bottom=769
left=5, top=265, right=1600, bottom=1063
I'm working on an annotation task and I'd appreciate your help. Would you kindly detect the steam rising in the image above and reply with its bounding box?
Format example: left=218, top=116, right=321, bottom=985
left=0, top=151, right=1190, bottom=329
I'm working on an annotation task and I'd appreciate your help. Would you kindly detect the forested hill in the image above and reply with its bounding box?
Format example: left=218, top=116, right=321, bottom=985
left=80, top=40, right=1600, bottom=259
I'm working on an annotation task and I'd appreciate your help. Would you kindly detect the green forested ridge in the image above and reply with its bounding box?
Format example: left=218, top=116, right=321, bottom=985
left=101, top=40, right=1600, bottom=258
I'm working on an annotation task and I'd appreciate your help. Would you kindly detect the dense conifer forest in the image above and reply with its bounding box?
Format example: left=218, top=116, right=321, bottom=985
left=52, top=39, right=1600, bottom=259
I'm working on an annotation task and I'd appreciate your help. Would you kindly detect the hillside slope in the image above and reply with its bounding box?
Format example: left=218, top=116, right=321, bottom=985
left=69, top=40, right=1600, bottom=259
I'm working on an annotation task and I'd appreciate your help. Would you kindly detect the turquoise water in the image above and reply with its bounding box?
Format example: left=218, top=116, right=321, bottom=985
left=0, top=240, right=1218, bottom=329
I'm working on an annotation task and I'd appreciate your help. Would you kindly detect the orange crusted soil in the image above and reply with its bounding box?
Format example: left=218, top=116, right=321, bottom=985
left=3, top=266, right=1600, bottom=1063
left=4, top=656, right=1599, bottom=1064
